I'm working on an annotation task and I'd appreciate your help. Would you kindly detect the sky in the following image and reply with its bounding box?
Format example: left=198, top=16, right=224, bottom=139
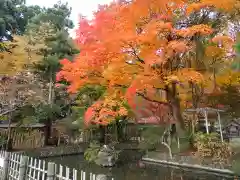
left=26, top=0, right=113, bottom=36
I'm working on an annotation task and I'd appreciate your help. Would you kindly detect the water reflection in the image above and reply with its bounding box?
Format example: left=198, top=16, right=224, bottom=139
left=45, top=155, right=233, bottom=180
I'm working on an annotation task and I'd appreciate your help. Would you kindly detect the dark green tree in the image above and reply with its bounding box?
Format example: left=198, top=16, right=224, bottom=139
left=25, top=1, right=79, bottom=144
left=0, top=0, right=42, bottom=42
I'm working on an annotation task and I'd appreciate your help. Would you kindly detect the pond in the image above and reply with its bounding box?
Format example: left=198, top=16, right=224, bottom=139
left=44, top=151, right=234, bottom=180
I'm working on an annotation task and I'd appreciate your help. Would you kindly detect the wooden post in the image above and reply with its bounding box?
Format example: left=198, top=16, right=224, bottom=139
left=90, top=172, right=93, bottom=180
left=18, top=156, right=29, bottom=180
left=92, top=173, right=96, bottom=180
left=3, top=151, right=10, bottom=180
left=47, top=162, right=56, bottom=180
left=204, top=110, right=209, bottom=134
left=217, top=111, right=224, bottom=142
left=73, top=169, right=77, bottom=180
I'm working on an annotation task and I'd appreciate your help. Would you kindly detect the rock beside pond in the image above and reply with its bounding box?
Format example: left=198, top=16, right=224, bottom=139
left=95, top=145, right=118, bottom=167
left=96, top=174, right=108, bottom=180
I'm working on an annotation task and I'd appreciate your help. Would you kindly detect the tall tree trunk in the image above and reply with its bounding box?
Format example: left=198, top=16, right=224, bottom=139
left=162, top=126, right=173, bottom=159
left=99, top=125, right=105, bottom=144
left=48, top=75, right=53, bottom=106
left=165, top=83, right=185, bottom=148
left=191, top=83, right=197, bottom=135
left=115, top=121, right=119, bottom=142
left=45, top=74, right=54, bottom=145
left=44, top=119, right=52, bottom=146
left=116, top=119, right=125, bottom=142
left=6, top=110, right=12, bottom=150
left=166, top=84, right=185, bottom=130
left=213, top=67, right=216, bottom=89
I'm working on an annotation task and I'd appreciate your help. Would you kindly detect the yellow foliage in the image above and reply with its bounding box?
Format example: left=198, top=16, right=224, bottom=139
left=175, top=69, right=204, bottom=84
left=194, top=132, right=232, bottom=165
left=186, top=3, right=208, bottom=15
left=175, top=24, right=213, bottom=37
left=187, top=0, right=236, bottom=14
left=103, top=61, right=140, bottom=86
left=203, top=0, right=236, bottom=11
left=0, top=35, right=42, bottom=75
left=216, top=70, right=240, bottom=86
left=205, top=46, right=224, bottom=57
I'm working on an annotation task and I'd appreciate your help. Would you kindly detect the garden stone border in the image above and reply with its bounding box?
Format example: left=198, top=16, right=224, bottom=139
left=142, top=153, right=235, bottom=176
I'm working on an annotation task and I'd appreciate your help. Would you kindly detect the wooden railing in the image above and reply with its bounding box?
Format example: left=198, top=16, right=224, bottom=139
left=0, top=151, right=114, bottom=180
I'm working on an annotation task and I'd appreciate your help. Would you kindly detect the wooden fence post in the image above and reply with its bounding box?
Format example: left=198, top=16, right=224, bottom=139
left=2, top=151, right=10, bottom=180
left=47, top=162, right=56, bottom=180
left=18, top=156, right=29, bottom=180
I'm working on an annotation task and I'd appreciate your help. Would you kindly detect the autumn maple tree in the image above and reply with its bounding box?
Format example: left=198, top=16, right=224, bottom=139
left=57, top=0, right=238, bottom=134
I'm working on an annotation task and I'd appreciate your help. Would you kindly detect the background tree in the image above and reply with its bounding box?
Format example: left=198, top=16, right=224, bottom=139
left=0, top=35, right=42, bottom=75
left=0, top=0, right=42, bottom=43
left=25, top=2, right=79, bottom=144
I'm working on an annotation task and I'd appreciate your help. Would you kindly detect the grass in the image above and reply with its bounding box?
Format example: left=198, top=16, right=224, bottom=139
left=231, top=154, right=240, bottom=175
left=171, top=138, right=191, bottom=154
left=230, top=138, right=240, bottom=175
left=145, top=137, right=192, bottom=155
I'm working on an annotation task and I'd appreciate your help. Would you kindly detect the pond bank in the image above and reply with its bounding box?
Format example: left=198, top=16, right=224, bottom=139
left=142, top=152, right=236, bottom=177
left=24, top=143, right=88, bottom=158
left=22, top=142, right=140, bottom=158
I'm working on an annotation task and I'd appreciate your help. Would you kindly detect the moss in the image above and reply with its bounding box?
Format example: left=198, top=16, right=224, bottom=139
left=231, top=152, right=240, bottom=175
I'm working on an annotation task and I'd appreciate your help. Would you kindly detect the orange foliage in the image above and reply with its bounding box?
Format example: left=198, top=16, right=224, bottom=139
left=84, top=91, right=128, bottom=126
left=186, top=0, right=236, bottom=15
left=57, top=0, right=235, bottom=126
left=205, top=46, right=224, bottom=57
left=175, top=25, right=213, bottom=37
left=211, top=35, right=234, bottom=49
left=212, top=35, right=234, bottom=44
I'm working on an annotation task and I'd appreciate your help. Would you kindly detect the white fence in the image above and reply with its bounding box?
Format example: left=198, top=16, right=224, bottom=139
left=0, top=151, right=113, bottom=180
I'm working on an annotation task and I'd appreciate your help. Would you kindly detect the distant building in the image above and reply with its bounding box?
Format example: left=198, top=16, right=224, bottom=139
left=223, top=119, right=240, bottom=139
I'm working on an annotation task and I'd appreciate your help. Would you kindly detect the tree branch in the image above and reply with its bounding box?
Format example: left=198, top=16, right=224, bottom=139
left=128, top=44, right=145, bottom=64
left=136, top=92, right=170, bottom=106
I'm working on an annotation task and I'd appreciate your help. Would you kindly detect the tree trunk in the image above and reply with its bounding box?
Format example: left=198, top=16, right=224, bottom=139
left=6, top=113, right=12, bottom=150
left=116, top=120, right=125, bottom=142
left=192, top=113, right=196, bottom=134
left=44, top=119, right=52, bottom=145
left=213, top=67, right=216, bottom=89
left=45, top=74, right=54, bottom=145
left=166, top=84, right=185, bottom=131
left=115, top=122, right=119, bottom=142
left=162, top=127, right=173, bottom=159
left=48, top=75, right=53, bottom=106
left=171, top=101, right=185, bottom=130
left=99, top=125, right=105, bottom=144
left=194, top=35, right=205, bottom=70
left=165, top=83, right=185, bottom=151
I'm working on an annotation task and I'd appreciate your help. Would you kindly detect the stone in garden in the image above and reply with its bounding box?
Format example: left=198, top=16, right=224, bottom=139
left=96, top=174, right=108, bottom=180
left=95, top=145, right=117, bottom=167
